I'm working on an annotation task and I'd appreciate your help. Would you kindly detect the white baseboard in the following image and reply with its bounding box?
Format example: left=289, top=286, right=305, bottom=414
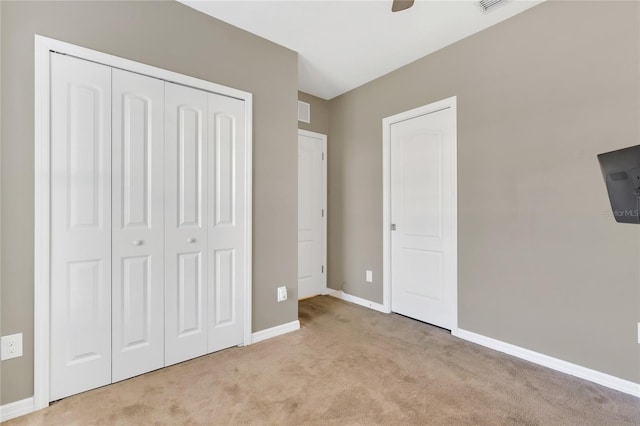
left=454, top=328, right=640, bottom=398
left=251, top=320, right=300, bottom=344
left=0, top=397, right=35, bottom=422
left=328, top=289, right=390, bottom=314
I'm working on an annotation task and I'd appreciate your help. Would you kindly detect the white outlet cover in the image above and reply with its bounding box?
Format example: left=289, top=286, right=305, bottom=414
left=277, top=286, right=288, bottom=302
left=366, top=270, right=373, bottom=283
left=1, top=333, right=23, bottom=360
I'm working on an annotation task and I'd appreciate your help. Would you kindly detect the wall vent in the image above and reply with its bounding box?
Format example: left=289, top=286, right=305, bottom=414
left=298, top=101, right=311, bottom=123
left=477, top=0, right=505, bottom=13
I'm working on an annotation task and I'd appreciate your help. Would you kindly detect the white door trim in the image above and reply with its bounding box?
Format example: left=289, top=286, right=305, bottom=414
left=382, top=96, right=458, bottom=331
left=297, top=129, right=328, bottom=297
left=34, top=35, right=253, bottom=410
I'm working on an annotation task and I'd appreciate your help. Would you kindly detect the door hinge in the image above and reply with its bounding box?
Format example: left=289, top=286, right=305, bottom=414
left=321, top=209, right=325, bottom=217
left=322, top=152, right=325, bottom=160
left=322, top=265, right=324, bottom=273
left=391, top=223, right=396, bottom=231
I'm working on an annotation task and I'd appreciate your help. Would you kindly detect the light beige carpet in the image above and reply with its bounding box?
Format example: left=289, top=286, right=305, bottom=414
left=7, top=295, right=640, bottom=425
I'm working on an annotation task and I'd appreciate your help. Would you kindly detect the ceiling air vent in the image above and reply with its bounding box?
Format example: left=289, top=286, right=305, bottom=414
left=298, top=101, right=311, bottom=123
left=477, top=0, right=506, bottom=13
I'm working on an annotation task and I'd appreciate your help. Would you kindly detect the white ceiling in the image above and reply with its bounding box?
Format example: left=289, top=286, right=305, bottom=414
left=181, top=0, right=544, bottom=100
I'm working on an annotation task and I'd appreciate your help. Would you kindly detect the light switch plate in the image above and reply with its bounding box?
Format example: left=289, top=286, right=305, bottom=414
left=1, top=333, right=23, bottom=360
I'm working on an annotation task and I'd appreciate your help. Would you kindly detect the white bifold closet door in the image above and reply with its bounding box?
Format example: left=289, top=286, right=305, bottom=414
left=50, top=53, right=247, bottom=399
left=164, top=83, right=209, bottom=366
left=163, top=85, right=246, bottom=364
left=207, top=93, right=246, bottom=353
left=111, top=69, right=165, bottom=382
left=50, top=54, right=113, bottom=400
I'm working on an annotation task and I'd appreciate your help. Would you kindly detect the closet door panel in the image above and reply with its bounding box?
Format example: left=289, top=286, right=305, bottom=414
left=112, top=69, right=165, bottom=382
left=50, top=54, right=112, bottom=401
left=165, top=82, right=208, bottom=366
left=208, top=94, right=246, bottom=353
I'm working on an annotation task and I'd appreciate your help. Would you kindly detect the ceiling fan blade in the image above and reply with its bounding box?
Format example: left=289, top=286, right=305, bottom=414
left=391, top=0, right=415, bottom=12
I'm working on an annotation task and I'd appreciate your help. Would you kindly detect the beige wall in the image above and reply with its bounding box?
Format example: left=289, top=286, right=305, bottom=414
left=328, top=0, right=640, bottom=382
left=0, top=0, right=298, bottom=404
left=298, top=91, right=330, bottom=136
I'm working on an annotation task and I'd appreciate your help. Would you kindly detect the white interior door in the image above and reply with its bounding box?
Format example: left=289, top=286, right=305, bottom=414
left=297, top=130, right=326, bottom=300
left=164, top=82, right=208, bottom=366
left=207, top=94, right=246, bottom=352
left=50, top=54, right=112, bottom=400
left=390, top=107, right=456, bottom=330
left=111, top=69, right=165, bottom=381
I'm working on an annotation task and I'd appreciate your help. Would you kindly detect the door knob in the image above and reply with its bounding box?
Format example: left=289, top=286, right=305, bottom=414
left=132, top=240, right=143, bottom=246
left=187, top=237, right=196, bottom=244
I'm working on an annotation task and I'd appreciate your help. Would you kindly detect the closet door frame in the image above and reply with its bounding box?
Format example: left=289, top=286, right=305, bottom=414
left=34, top=35, right=253, bottom=410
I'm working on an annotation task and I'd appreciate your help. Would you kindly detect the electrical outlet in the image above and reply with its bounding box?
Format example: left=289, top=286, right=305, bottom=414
left=366, top=270, right=373, bottom=283
left=277, top=286, right=288, bottom=302
left=1, top=333, right=23, bottom=360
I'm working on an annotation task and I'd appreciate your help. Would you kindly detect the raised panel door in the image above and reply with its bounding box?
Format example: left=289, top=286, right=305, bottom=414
left=297, top=132, right=324, bottom=300
left=50, top=53, right=112, bottom=400
left=207, top=94, right=246, bottom=353
left=111, top=68, right=165, bottom=382
left=390, top=108, right=456, bottom=330
left=165, top=82, right=208, bottom=366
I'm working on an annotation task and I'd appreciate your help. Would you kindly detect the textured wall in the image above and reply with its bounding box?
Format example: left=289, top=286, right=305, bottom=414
left=1, top=0, right=298, bottom=404
left=328, top=0, right=640, bottom=382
